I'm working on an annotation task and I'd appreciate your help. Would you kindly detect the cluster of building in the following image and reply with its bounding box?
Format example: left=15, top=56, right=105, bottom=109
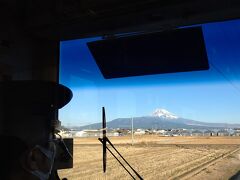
left=59, top=128, right=240, bottom=138
left=151, top=128, right=240, bottom=137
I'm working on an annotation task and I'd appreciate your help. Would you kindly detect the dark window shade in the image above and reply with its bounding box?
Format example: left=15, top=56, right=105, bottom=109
left=87, top=27, right=209, bottom=79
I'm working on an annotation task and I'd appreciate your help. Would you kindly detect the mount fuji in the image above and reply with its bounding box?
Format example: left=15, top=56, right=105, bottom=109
left=152, top=109, right=178, bottom=119
left=77, top=108, right=240, bottom=130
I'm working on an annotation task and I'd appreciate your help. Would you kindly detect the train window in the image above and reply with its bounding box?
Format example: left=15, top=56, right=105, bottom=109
left=58, top=19, right=240, bottom=179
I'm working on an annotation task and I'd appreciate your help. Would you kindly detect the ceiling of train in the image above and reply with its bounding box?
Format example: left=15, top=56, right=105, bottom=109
left=1, top=0, right=240, bottom=40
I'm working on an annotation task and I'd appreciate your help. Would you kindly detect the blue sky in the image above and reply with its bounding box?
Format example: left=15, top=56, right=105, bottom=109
left=59, top=19, right=240, bottom=126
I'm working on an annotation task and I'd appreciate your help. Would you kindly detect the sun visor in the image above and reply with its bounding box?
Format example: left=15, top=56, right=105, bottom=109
left=87, top=27, right=209, bottom=79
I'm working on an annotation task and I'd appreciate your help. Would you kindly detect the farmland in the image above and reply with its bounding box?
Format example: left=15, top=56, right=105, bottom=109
left=58, top=136, right=240, bottom=179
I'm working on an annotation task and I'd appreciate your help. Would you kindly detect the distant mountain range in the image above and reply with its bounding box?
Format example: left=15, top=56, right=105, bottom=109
left=74, top=109, right=240, bottom=130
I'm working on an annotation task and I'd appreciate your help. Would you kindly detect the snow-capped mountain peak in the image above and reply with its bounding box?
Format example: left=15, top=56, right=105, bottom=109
left=152, top=108, right=178, bottom=119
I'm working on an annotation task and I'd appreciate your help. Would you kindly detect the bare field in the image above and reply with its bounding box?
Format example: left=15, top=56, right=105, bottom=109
left=58, top=136, right=240, bottom=180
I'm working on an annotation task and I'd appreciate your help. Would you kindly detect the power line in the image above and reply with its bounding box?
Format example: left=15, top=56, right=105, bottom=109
left=210, top=61, right=240, bottom=94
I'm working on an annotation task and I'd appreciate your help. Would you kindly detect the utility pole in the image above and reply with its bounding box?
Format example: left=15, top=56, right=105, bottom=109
left=131, top=117, right=134, bottom=146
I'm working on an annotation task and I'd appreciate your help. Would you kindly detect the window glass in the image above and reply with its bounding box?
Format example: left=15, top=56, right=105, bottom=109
left=58, top=19, right=240, bottom=179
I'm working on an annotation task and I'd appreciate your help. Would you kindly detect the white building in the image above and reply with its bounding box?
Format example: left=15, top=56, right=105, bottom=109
left=134, top=129, right=146, bottom=135
left=74, top=130, right=119, bottom=137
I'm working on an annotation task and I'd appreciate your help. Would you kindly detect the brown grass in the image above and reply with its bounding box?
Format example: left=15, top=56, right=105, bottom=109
left=58, top=136, right=240, bottom=180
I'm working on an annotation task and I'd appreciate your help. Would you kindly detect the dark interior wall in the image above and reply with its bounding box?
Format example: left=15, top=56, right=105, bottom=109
left=0, top=22, right=58, bottom=82
left=0, top=21, right=29, bottom=80
left=0, top=0, right=58, bottom=82
left=30, top=38, right=59, bottom=82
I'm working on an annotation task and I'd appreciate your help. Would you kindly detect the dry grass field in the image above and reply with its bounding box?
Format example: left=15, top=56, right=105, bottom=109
left=58, top=136, right=240, bottom=180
